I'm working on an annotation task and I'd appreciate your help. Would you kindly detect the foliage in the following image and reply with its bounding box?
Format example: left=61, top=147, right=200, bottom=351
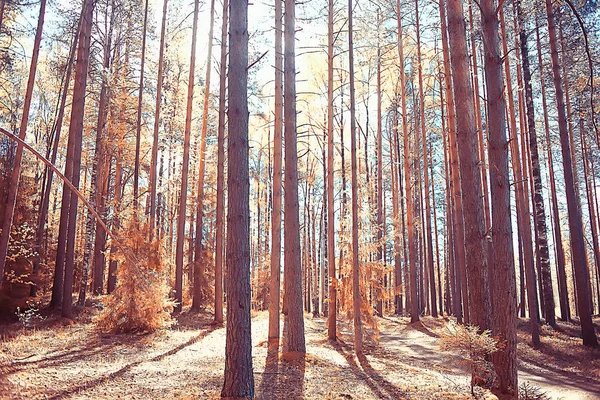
left=518, top=382, right=552, bottom=400
left=439, top=323, right=498, bottom=394
left=95, top=222, right=174, bottom=334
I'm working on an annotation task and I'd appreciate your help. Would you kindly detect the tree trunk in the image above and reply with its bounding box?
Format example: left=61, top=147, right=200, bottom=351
left=536, top=23, right=570, bottom=322
left=0, top=0, right=47, bottom=287
left=61, top=0, right=94, bottom=318
left=149, top=0, right=169, bottom=233
left=283, top=0, right=306, bottom=353
left=545, top=0, right=598, bottom=347
left=397, top=0, right=419, bottom=324
left=516, top=0, right=556, bottom=327
left=133, top=0, right=149, bottom=212
left=348, top=0, right=363, bottom=353
left=221, top=1, right=254, bottom=397
left=191, top=0, right=216, bottom=311
left=480, top=0, right=518, bottom=392
left=326, top=0, right=336, bottom=340
left=174, top=0, right=200, bottom=312
left=447, top=0, right=490, bottom=330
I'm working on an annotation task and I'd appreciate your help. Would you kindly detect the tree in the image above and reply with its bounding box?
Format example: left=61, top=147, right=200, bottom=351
left=269, top=0, right=283, bottom=341
left=348, top=0, right=363, bottom=354
left=447, top=0, right=490, bottom=331
left=283, top=0, right=306, bottom=354
left=149, top=0, right=169, bottom=233
left=544, top=0, right=598, bottom=347
left=480, top=0, right=518, bottom=392
left=221, top=0, right=254, bottom=397
left=213, top=0, right=229, bottom=326
left=60, top=0, right=95, bottom=317
left=0, top=0, right=46, bottom=287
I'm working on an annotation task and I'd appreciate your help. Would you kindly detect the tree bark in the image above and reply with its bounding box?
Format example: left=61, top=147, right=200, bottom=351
left=149, top=0, right=169, bottom=233
left=545, top=0, right=598, bottom=347
left=221, top=1, right=254, bottom=397
left=447, top=0, right=490, bottom=330
left=480, top=0, right=518, bottom=392
left=0, top=0, right=47, bottom=287
left=348, top=0, right=363, bottom=353
left=174, top=0, right=200, bottom=312
left=283, top=0, right=306, bottom=353
left=61, top=0, right=94, bottom=318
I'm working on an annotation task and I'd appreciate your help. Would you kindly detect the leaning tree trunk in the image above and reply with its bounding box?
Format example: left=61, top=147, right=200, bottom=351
left=0, top=0, right=47, bottom=287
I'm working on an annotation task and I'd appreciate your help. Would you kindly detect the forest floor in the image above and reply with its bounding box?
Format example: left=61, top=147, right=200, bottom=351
left=0, top=304, right=599, bottom=400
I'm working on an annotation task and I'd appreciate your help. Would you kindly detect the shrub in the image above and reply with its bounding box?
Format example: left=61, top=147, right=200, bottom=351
left=439, top=323, right=499, bottom=394
left=95, top=222, right=174, bottom=334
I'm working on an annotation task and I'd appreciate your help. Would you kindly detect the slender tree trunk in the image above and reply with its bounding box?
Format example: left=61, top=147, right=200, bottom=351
left=191, top=0, right=216, bottom=311
left=149, top=0, right=169, bottom=233
left=35, top=16, right=80, bottom=298
left=283, top=0, right=306, bottom=353
left=133, top=0, right=149, bottom=212
left=397, top=0, right=418, bottom=324
left=61, top=0, right=94, bottom=318
left=0, top=0, right=47, bottom=286
left=516, top=0, right=556, bottom=327
left=480, top=0, right=518, bottom=392
left=545, top=0, right=598, bottom=347
left=213, top=0, right=228, bottom=325
left=221, top=1, right=254, bottom=396
left=326, top=0, right=337, bottom=340
left=439, top=0, right=466, bottom=324
left=415, top=0, right=437, bottom=318
left=175, top=0, right=200, bottom=312
left=536, top=23, right=569, bottom=322
left=348, top=0, right=363, bottom=353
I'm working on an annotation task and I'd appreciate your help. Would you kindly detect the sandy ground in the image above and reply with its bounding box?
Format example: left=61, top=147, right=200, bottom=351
left=1, top=310, right=599, bottom=399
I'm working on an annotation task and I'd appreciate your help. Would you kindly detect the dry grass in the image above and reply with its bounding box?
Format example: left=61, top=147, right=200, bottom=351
left=1, top=309, right=598, bottom=399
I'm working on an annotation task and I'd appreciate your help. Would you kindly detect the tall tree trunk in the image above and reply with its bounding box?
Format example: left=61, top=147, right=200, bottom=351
left=175, top=0, right=200, bottom=312
left=221, top=1, right=254, bottom=396
left=212, top=0, right=227, bottom=325
left=268, top=0, right=282, bottom=338
left=35, top=15, right=80, bottom=298
left=0, top=0, right=47, bottom=286
left=415, top=0, right=437, bottom=318
left=516, top=0, right=556, bottom=327
left=191, top=0, right=216, bottom=311
left=283, top=0, right=306, bottom=353
left=133, top=0, right=149, bottom=212
left=447, top=0, right=490, bottom=330
left=61, top=0, right=94, bottom=318
left=326, top=0, right=337, bottom=340
left=545, top=0, right=598, bottom=347
left=439, top=0, right=466, bottom=324
left=536, top=23, right=569, bottom=322
left=149, top=0, right=169, bottom=233
left=348, top=0, right=363, bottom=353
left=375, top=12, right=384, bottom=318
left=501, top=7, right=539, bottom=345
left=480, top=0, right=518, bottom=392
left=397, top=0, right=419, bottom=324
